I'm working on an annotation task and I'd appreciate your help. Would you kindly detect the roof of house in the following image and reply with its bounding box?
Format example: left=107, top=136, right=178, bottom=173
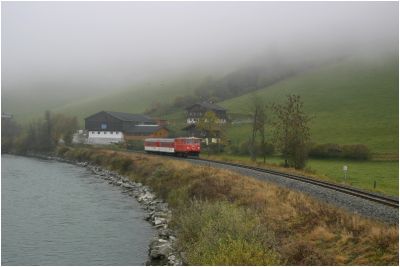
left=186, top=102, right=226, bottom=111
left=125, top=125, right=167, bottom=135
left=85, top=111, right=155, bottom=123
left=105, top=111, right=155, bottom=122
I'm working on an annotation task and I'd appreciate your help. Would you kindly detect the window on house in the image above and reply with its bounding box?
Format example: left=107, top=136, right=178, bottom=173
left=97, top=131, right=100, bottom=134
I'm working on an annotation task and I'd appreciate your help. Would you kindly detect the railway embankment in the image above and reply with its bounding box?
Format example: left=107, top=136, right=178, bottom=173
left=54, top=146, right=398, bottom=265
left=185, top=158, right=398, bottom=224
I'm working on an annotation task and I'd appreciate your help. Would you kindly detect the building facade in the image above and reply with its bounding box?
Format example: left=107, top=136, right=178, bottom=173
left=185, top=102, right=228, bottom=124
left=84, top=111, right=168, bottom=144
left=183, top=102, right=228, bottom=142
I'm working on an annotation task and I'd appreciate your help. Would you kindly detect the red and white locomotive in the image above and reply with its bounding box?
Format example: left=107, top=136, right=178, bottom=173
left=144, top=137, right=201, bottom=157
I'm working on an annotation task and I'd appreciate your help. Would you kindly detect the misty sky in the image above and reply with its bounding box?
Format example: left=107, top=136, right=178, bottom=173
left=2, top=1, right=398, bottom=94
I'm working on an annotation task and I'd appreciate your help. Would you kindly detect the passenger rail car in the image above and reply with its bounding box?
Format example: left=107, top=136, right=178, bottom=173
left=144, top=137, right=201, bottom=157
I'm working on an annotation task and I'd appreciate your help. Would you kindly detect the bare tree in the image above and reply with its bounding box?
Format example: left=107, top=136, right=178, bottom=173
left=272, top=94, right=311, bottom=169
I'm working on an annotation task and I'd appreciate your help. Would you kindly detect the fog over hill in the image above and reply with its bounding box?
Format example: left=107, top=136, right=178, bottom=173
left=1, top=1, right=398, bottom=119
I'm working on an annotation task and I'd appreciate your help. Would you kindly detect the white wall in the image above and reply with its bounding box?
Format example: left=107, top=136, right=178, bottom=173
left=186, top=118, right=226, bottom=124
left=187, top=118, right=198, bottom=124
left=87, top=131, right=124, bottom=144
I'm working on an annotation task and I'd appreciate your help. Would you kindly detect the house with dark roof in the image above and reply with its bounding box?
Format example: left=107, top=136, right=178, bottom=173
left=84, top=111, right=168, bottom=144
left=183, top=101, right=228, bottom=140
left=185, top=102, right=227, bottom=125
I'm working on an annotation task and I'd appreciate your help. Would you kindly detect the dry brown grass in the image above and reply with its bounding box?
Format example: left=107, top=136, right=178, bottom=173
left=60, top=148, right=399, bottom=265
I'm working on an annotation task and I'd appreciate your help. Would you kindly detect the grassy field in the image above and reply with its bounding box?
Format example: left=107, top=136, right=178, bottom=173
left=202, top=153, right=399, bottom=196
left=220, top=54, right=398, bottom=155
left=57, top=147, right=399, bottom=265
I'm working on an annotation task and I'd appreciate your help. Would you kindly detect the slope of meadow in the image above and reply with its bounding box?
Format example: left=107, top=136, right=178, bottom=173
left=221, top=54, right=398, bottom=155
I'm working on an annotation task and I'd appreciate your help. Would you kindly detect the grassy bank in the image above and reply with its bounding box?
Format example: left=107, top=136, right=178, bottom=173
left=57, top=146, right=398, bottom=265
left=202, top=154, right=399, bottom=196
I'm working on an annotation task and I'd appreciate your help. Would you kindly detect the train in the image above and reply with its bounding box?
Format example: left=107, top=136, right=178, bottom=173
left=144, top=137, right=201, bottom=157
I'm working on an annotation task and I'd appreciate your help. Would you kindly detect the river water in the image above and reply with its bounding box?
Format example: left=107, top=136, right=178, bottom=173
left=1, top=154, right=154, bottom=265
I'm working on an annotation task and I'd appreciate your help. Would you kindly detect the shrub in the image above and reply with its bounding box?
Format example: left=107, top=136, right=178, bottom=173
left=64, top=148, right=94, bottom=162
left=261, top=142, right=275, bottom=156
left=109, top=156, right=132, bottom=172
left=342, top=144, right=371, bottom=160
left=229, top=141, right=274, bottom=157
left=204, top=143, right=225, bottom=154
left=175, top=201, right=281, bottom=265
left=282, top=240, right=334, bottom=265
left=309, top=143, right=342, bottom=158
left=56, top=146, right=70, bottom=156
left=126, top=140, right=144, bottom=151
left=286, top=138, right=309, bottom=169
left=90, top=153, right=106, bottom=165
left=226, top=143, right=240, bottom=155
left=309, top=143, right=370, bottom=160
left=188, top=176, right=232, bottom=201
left=239, top=140, right=253, bottom=155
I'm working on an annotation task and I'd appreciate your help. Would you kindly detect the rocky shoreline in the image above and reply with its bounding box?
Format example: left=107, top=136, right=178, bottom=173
left=27, top=153, right=182, bottom=266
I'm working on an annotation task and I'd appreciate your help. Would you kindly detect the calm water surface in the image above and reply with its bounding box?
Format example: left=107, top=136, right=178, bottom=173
left=2, top=154, right=154, bottom=265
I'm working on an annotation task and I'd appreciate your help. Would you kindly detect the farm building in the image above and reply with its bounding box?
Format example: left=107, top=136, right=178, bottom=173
left=84, top=111, right=168, bottom=144
left=185, top=101, right=227, bottom=124
left=183, top=102, right=227, bottom=142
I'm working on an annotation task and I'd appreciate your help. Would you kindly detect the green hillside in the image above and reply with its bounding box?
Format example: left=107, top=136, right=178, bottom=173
left=220, top=55, right=398, bottom=155
left=52, top=76, right=203, bottom=125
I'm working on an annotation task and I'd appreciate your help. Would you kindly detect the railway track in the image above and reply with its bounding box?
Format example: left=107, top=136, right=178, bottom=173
left=188, top=157, right=399, bottom=209
left=130, top=150, right=398, bottom=209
